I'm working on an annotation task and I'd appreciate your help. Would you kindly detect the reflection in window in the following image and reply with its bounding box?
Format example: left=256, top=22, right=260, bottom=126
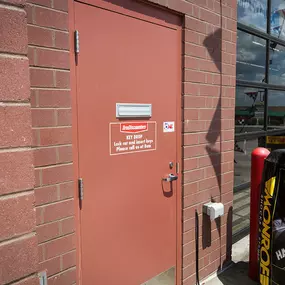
left=271, top=0, right=285, bottom=40
left=237, top=0, right=267, bottom=32
left=235, top=87, right=265, bottom=134
left=236, top=30, right=266, bottom=82
left=268, top=90, right=285, bottom=129
left=234, top=138, right=259, bottom=187
left=269, top=42, right=285, bottom=85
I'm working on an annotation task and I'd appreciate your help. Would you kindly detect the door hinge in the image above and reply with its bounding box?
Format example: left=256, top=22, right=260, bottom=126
left=78, top=178, right=84, bottom=201
left=74, top=30, right=79, bottom=63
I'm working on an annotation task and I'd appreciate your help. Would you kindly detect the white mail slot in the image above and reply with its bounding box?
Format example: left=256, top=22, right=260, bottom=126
left=116, top=103, right=152, bottom=118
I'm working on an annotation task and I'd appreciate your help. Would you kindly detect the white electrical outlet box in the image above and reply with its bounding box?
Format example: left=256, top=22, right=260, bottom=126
left=203, top=202, right=224, bottom=221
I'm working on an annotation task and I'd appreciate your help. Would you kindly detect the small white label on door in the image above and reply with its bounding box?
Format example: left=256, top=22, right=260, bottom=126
left=163, top=122, right=175, bottom=132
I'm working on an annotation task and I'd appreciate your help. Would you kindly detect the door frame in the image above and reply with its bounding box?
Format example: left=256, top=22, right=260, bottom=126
left=69, top=1, right=183, bottom=284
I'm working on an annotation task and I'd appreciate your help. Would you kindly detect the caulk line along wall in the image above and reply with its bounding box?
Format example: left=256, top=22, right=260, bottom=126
left=0, top=0, right=237, bottom=284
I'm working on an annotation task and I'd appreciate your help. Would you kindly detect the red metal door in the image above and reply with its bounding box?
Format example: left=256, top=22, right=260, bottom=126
left=75, top=1, right=181, bottom=284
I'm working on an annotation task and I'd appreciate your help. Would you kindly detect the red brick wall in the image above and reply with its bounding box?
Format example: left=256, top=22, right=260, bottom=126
left=144, top=0, right=237, bottom=283
left=0, top=0, right=38, bottom=284
left=0, top=0, right=236, bottom=284
left=26, top=0, right=76, bottom=284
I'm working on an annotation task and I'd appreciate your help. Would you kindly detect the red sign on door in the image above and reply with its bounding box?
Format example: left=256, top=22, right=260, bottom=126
left=109, top=122, right=156, bottom=155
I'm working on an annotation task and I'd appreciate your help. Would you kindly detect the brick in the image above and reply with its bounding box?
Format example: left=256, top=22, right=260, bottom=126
left=0, top=7, right=27, bottom=54
left=183, top=251, right=195, bottom=268
left=58, top=146, right=73, bottom=164
left=184, top=30, right=200, bottom=45
left=183, top=83, right=200, bottom=95
left=35, top=185, right=58, bottom=206
left=56, top=70, right=70, bottom=88
left=184, top=109, right=199, bottom=120
left=184, top=120, right=206, bottom=132
left=0, top=57, right=30, bottom=101
left=53, top=0, right=68, bottom=12
left=28, top=46, right=36, bottom=65
left=185, top=43, right=207, bottom=59
left=183, top=229, right=194, bottom=244
left=48, top=268, right=76, bottom=285
left=11, top=276, right=39, bottom=285
left=34, top=168, right=42, bottom=188
left=36, top=48, right=70, bottom=69
left=185, top=16, right=206, bottom=33
left=34, top=6, right=68, bottom=30
left=41, top=164, right=73, bottom=185
left=61, top=217, right=75, bottom=235
left=36, top=207, right=44, bottom=225
left=62, top=250, right=76, bottom=271
left=183, top=181, right=198, bottom=196
left=34, top=147, right=57, bottom=167
left=183, top=169, right=204, bottom=184
left=0, top=151, right=34, bottom=195
left=28, top=25, right=53, bottom=48
left=57, top=109, right=72, bottom=126
left=199, top=176, right=217, bottom=191
left=184, top=56, right=199, bottom=70
left=184, top=145, right=205, bottom=158
left=30, top=89, right=38, bottom=107
left=183, top=133, right=199, bottom=146
left=0, top=106, right=32, bottom=148
left=41, top=199, right=74, bottom=224
left=183, top=241, right=195, bottom=257
left=200, top=59, right=220, bottom=73
left=29, top=0, right=52, bottom=7
left=37, top=221, right=60, bottom=243
left=183, top=264, right=195, bottom=279
left=200, top=8, right=220, bottom=26
left=184, top=96, right=206, bottom=108
left=185, top=70, right=206, bottom=83
left=39, top=256, right=61, bottom=277
left=44, top=234, right=76, bottom=259
left=200, top=85, right=220, bottom=96
left=30, top=68, right=54, bottom=87
left=37, top=89, right=71, bottom=108
left=0, top=193, right=35, bottom=242
left=54, top=31, right=69, bottom=50
left=59, top=181, right=74, bottom=200
left=0, top=235, right=37, bottom=284
left=1, top=0, right=26, bottom=6
left=32, top=109, right=56, bottom=127
left=38, top=127, right=72, bottom=146
left=25, top=3, right=34, bottom=24
left=184, top=158, right=198, bottom=171
left=199, top=154, right=220, bottom=168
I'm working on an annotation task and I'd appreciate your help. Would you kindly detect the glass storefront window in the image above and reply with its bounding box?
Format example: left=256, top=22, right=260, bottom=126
left=235, top=87, right=265, bottom=133
left=269, top=42, right=285, bottom=85
left=236, top=30, right=266, bottom=82
left=271, top=0, right=285, bottom=41
left=237, top=0, right=267, bottom=32
left=268, top=90, right=285, bottom=129
left=234, top=138, right=260, bottom=187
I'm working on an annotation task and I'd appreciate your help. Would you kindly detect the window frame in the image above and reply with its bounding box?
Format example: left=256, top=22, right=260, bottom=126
left=235, top=0, right=285, bottom=192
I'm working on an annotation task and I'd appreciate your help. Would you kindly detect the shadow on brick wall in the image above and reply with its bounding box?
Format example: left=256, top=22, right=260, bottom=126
left=201, top=9, right=233, bottom=270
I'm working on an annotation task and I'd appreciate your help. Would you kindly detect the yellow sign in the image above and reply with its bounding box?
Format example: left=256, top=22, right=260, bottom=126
left=266, top=136, right=285, bottom=145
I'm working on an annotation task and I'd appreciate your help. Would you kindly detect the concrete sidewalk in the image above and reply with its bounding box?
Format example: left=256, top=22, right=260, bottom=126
left=202, top=236, right=258, bottom=285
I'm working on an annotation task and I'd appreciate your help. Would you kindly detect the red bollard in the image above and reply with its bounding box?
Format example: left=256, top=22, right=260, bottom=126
left=249, top=147, right=270, bottom=281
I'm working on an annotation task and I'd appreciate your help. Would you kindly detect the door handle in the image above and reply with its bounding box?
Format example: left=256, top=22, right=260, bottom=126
left=162, top=174, right=178, bottom=182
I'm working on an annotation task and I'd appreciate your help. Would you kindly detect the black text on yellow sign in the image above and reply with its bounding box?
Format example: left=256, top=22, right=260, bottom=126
left=260, top=176, right=276, bottom=285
